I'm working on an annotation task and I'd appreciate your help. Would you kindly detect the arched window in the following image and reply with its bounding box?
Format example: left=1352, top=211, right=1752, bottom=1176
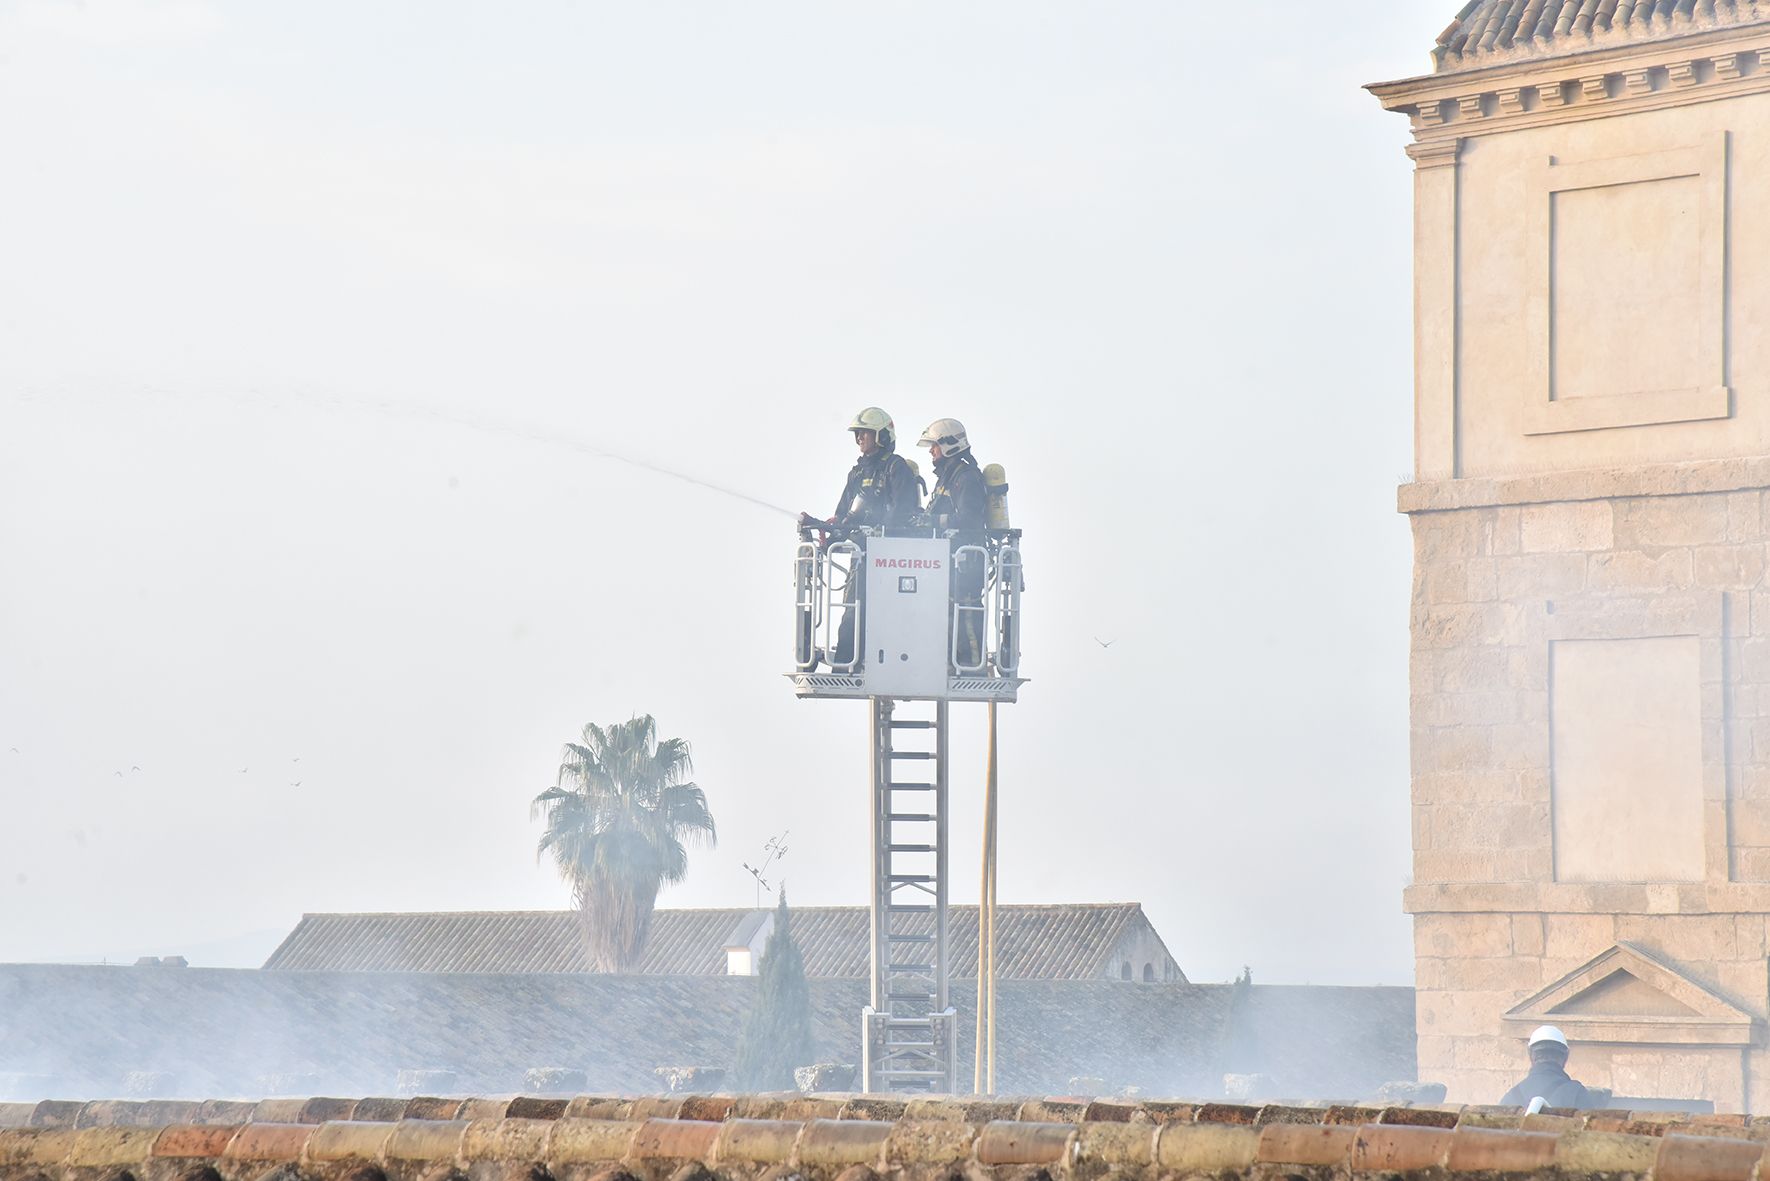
left=1120, top=961, right=1132, bottom=981
left=1142, top=963, right=1156, bottom=983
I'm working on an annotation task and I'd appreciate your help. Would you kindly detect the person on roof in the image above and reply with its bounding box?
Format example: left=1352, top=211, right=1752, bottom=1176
left=917, top=417, right=989, bottom=670
left=799, top=408, right=920, bottom=669
left=1500, top=1026, right=1593, bottom=1110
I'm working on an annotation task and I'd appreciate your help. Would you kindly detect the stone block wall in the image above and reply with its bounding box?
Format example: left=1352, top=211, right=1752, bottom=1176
left=1413, top=908, right=1764, bottom=1108
left=1406, top=473, right=1770, bottom=1111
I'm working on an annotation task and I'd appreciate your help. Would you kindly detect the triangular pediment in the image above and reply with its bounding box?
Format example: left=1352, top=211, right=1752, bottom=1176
left=1548, top=968, right=1702, bottom=1017
left=1504, top=942, right=1758, bottom=1046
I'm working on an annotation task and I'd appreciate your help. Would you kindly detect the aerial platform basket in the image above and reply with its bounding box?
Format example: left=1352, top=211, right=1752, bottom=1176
left=789, top=524, right=1024, bottom=703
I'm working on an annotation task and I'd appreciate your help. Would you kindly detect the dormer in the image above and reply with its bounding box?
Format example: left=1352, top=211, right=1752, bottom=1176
left=722, top=910, right=774, bottom=976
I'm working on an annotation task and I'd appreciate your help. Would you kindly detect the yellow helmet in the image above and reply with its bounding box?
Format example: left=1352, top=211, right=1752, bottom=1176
left=848, top=406, right=896, bottom=450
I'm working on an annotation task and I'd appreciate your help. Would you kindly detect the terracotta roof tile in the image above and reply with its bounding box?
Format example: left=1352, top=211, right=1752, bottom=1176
left=2, top=1109, right=1767, bottom=1181
left=974, top=1120, right=1073, bottom=1165
left=462, top=1116, right=552, bottom=1162
left=1073, top=1121, right=1158, bottom=1168
left=384, top=1118, right=469, bottom=1162
left=304, top=1119, right=396, bottom=1163
left=1433, top=0, right=1770, bottom=72
left=351, top=1097, right=408, bottom=1122
left=794, top=1117, right=891, bottom=1167
left=1257, top=1122, right=1357, bottom=1165
left=221, top=1122, right=312, bottom=1162
left=1445, top=1125, right=1559, bottom=1172
left=21, top=1103, right=78, bottom=1130
left=1154, top=1122, right=1263, bottom=1172
left=149, top=1124, right=241, bottom=1159
left=193, top=1099, right=256, bottom=1125
left=62, top=1126, right=161, bottom=1169
left=709, top=1119, right=803, bottom=1165
left=546, top=1119, right=638, bottom=1163
left=1349, top=1124, right=1454, bottom=1172
left=1655, top=1131, right=1767, bottom=1181
left=882, top=1119, right=977, bottom=1166
left=1378, top=1106, right=1460, bottom=1128
left=1553, top=1127, right=1662, bottom=1174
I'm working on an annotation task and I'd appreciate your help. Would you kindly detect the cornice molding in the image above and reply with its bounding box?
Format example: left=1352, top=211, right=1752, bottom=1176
left=1404, top=878, right=1770, bottom=914
left=1397, top=455, right=1770, bottom=514
left=1405, top=138, right=1463, bottom=170
left=1369, top=31, right=1770, bottom=145
left=1371, top=20, right=1770, bottom=100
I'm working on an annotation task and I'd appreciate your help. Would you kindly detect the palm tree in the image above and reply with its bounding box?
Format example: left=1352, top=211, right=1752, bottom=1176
left=532, top=715, right=717, bottom=972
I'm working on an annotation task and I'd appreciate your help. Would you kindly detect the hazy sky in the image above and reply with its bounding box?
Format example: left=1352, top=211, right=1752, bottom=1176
left=0, top=0, right=1432, bottom=984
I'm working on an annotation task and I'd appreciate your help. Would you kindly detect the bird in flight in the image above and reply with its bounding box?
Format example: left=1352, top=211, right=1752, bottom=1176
left=289, top=781, right=302, bottom=788
left=114, top=771, right=123, bottom=778
left=292, top=757, right=300, bottom=764
left=1093, top=637, right=1116, bottom=649
left=131, top=766, right=141, bottom=773
left=238, top=767, right=249, bottom=774
left=8, top=748, right=17, bottom=755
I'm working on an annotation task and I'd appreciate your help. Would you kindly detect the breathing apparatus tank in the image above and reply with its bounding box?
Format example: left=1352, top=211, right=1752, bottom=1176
left=905, top=456, right=928, bottom=501
left=983, top=464, right=1010, bottom=529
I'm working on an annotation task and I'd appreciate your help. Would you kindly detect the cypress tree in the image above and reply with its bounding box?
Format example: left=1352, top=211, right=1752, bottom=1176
left=734, top=890, right=815, bottom=1090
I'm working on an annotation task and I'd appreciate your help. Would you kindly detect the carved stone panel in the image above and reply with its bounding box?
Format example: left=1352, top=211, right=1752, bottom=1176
left=1522, top=133, right=1731, bottom=436
left=1550, top=635, right=1704, bottom=882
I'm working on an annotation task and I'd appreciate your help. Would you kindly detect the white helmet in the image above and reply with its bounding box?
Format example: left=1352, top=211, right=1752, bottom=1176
left=917, top=417, right=969, bottom=456
left=1528, top=1025, right=1568, bottom=1048
left=849, top=407, right=896, bottom=450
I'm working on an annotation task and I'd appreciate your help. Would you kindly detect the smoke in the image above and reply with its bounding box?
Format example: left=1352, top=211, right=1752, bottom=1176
left=0, top=964, right=1417, bottom=1103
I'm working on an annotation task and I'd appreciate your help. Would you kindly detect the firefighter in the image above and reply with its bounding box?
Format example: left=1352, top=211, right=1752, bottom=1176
left=917, top=417, right=988, bottom=670
left=830, top=407, right=920, bottom=531
left=1499, top=1026, right=1593, bottom=1110
left=918, top=417, right=986, bottom=532
left=799, top=408, right=920, bottom=669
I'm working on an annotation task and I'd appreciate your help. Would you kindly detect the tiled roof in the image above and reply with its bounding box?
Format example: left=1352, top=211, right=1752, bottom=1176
left=262, top=903, right=1179, bottom=981
left=1433, top=0, right=1770, bottom=72
left=3, top=1091, right=1737, bottom=1128
left=0, top=964, right=1409, bottom=1101
left=2, top=1095, right=1769, bottom=1181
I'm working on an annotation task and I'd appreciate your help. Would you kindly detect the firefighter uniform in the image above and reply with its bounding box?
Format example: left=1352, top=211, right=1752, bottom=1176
left=834, top=449, right=920, bottom=530
left=830, top=438, right=921, bottom=668
left=927, top=449, right=988, bottom=669
left=926, top=451, right=986, bottom=533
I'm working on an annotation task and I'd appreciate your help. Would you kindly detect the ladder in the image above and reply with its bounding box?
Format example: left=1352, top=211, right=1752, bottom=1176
left=861, top=697, right=957, bottom=1092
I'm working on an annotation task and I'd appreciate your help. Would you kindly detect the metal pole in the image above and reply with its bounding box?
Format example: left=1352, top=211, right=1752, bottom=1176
left=986, top=699, right=998, bottom=1094
left=974, top=717, right=991, bottom=1094
left=935, top=699, right=950, bottom=1014
left=869, top=697, right=889, bottom=1014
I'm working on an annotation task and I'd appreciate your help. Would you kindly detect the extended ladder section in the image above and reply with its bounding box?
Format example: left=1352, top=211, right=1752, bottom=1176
left=861, top=698, right=957, bottom=1093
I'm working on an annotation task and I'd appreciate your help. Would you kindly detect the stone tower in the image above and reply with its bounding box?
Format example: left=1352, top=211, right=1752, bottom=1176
left=1372, top=3, right=1770, bottom=1110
